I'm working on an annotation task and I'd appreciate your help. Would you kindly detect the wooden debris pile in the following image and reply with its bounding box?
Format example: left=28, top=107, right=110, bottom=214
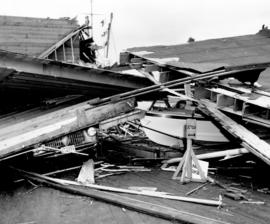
left=1, top=37, right=270, bottom=224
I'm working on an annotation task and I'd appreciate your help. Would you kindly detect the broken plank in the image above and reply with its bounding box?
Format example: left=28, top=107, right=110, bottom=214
left=43, top=161, right=103, bottom=176
left=0, top=100, right=92, bottom=140
left=164, top=148, right=249, bottom=165
left=0, top=98, right=135, bottom=159
left=199, top=101, right=270, bottom=165
left=13, top=168, right=222, bottom=207
left=128, top=187, right=158, bottom=192
left=14, top=168, right=229, bottom=224
left=186, top=183, right=209, bottom=196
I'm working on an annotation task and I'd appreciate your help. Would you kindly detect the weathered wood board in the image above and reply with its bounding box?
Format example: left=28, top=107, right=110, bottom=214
left=199, top=100, right=270, bottom=165
left=0, top=98, right=136, bottom=159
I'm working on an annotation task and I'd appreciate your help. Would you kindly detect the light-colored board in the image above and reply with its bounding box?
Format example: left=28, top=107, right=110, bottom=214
left=0, top=98, right=135, bottom=158
left=200, top=100, right=270, bottom=165
left=164, top=148, right=249, bottom=165
left=208, top=87, right=270, bottom=109
left=16, top=168, right=228, bottom=224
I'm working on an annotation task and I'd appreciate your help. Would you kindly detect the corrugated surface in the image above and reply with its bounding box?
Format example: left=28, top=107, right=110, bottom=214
left=129, top=29, right=270, bottom=72
left=0, top=15, right=79, bottom=56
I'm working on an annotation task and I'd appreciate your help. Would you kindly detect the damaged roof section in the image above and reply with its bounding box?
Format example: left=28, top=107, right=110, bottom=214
left=0, top=15, right=154, bottom=118
left=0, top=15, right=80, bottom=58
left=0, top=50, right=152, bottom=114
left=128, top=28, right=270, bottom=73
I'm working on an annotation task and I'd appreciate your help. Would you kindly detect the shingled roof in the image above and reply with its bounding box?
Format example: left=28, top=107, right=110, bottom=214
left=128, top=29, right=270, bottom=73
left=0, top=15, right=80, bottom=56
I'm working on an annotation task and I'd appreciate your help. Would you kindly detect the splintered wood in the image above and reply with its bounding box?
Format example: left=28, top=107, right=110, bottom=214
left=95, top=163, right=151, bottom=179
left=0, top=98, right=136, bottom=159
left=199, top=100, right=270, bottom=165
left=16, top=167, right=226, bottom=224
left=14, top=167, right=222, bottom=207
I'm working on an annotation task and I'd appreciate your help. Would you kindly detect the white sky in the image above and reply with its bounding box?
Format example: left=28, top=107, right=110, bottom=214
left=0, top=0, right=270, bottom=60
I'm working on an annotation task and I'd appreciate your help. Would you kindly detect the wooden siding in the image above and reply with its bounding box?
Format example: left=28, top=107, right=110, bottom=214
left=0, top=15, right=80, bottom=56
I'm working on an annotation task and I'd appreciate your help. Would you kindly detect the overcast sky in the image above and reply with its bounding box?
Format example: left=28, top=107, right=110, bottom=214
left=0, top=0, right=269, bottom=60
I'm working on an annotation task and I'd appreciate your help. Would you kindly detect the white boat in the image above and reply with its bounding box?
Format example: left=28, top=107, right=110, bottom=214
left=140, top=109, right=229, bottom=147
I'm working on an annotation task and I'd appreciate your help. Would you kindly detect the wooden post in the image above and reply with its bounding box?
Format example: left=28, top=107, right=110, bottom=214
left=63, top=43, right=66, bottom=61
left=54, top=50, right=58, bottom=61
left=70, top=37, right=75, bottom=63
left=184, top=84, right=193, bottom=110
left=172, top=119, right=206, bottom=183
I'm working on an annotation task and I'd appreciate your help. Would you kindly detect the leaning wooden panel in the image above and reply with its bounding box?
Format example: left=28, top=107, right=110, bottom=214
left=199, top=100, right=270, bottom=165
left=0, top=98, right=136, bottom=159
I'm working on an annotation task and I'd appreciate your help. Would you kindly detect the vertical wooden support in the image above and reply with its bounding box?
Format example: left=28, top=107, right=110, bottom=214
left=70, top=37, right=75, bottom=63
left=159, top=71, right=170, bottom=83
left=54, top=50, right=58, bottom=61
left=63, top=43, right=66, bottom=61
left=184, top=84, right=192, bottom=97
left=164, top=98, right=171, bottom=109
left=149, top=100, right=157, bottom=110
left=172, top=119, right=206, bottom=183
left=184, top=84, right=193, bottom=110
left=119, top=52, right=131, bottom=65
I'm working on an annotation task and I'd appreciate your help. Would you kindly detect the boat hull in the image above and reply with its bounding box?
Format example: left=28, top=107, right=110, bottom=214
left=141, top=111, right=228, bottom=147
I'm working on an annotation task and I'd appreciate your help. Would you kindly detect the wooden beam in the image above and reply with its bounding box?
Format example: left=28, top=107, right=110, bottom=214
left=54, top=50, right=58, bottom=61
left=38, top=25, right=85, bottom=59
left=14, top=168, right=228, bottom=224
left=130, top=57, right=144, bottom=63
left=0, top=51, right=150, bottom=90
left=0, top=98, right=136, bottom=159
left=199, top=101, right=270, bottom=165
left=63, top=44, right=66, bottom=61
left=164, top=148, right=249, bottom=165
left=142, top=64, right=160, bottom=72
left=20, top=172, right=222, bottom=206
left=70, top=37, right=75, bottom=63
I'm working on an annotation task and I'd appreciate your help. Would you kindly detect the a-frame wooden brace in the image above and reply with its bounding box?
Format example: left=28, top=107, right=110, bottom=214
left=172, top=119, right=207, bottom=183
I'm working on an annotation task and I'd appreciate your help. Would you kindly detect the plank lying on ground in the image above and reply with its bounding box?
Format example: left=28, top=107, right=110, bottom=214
left=14, top=161, right=104, bottom=183
left=199, top=101, right=270, bottom=165
left=164, top=148, right=249, bottom=165
left=44, top=161, right=104, bottom=176
left=186, top=183, right=209, bottom=196
left=12, top=168, right=222, bottom=206
left=95, top=172, right=126, bottom=179
left=14, top=168, right=229, bottom=224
